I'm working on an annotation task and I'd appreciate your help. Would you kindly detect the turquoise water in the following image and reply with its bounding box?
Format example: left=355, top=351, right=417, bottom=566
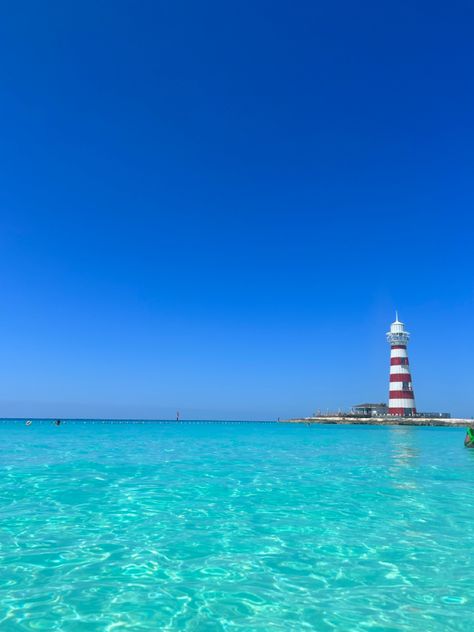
left=0, top=422, right=473, bottom=631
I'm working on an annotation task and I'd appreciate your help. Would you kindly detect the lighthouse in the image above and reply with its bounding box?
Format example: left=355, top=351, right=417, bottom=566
left=386, top=313, right=417, bottom=416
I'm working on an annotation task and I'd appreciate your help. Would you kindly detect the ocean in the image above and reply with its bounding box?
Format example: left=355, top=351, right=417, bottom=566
left=0, top=421, right=473, bottom=631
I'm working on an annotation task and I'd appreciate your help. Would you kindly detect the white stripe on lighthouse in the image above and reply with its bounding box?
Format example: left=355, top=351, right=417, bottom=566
left=388, top=399, right=416, bottom=408
left=390, top=366, right=411, bottom=375
left=390, top=348, right=408, bottom=359
left=390, top=381, right=412, bottom=389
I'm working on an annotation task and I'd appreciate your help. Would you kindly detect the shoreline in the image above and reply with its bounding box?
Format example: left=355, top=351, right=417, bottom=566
left=281, top=416, right=471, bottom=428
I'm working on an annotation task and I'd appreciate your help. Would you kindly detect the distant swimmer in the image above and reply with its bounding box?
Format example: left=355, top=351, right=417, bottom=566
left=464, top=427, right=474, bottom=448
left=25, top=420, right=32, bottom=426
left=54, top=419, right=61, bottom=426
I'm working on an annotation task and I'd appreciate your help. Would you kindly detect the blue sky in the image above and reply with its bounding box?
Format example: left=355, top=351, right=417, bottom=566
left=0, top=1, right=473, bottom=419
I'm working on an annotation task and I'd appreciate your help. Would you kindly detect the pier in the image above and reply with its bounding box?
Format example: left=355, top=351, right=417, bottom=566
left=0, top=419, right=277, bottom=425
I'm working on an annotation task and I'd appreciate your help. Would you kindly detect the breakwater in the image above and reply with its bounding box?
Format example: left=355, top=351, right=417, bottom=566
left=282, top=416, right=471, bottom=427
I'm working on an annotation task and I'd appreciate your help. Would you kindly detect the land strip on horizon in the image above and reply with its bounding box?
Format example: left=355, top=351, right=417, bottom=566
left=282, top=417, right=472, bottom=427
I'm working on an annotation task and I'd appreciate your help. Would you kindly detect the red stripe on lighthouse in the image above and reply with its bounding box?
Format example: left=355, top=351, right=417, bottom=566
left=390, top=357, right=409, bottom=365
left=388, top=391, right=414, bottom=399
left=390, top=373, right=412, bottom=382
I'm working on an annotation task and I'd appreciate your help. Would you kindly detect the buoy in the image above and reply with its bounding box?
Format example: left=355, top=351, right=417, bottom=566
left=25, top=420, right=32, bottom=426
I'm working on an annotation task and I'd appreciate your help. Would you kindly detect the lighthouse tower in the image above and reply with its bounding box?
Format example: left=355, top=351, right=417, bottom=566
left=386, top=313, right=416, bottom=416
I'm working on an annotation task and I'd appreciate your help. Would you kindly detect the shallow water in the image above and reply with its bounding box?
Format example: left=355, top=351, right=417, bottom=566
left=0, top=421, right=473, bottom=631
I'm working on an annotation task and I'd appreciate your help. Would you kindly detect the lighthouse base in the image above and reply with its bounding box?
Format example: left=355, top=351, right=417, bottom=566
left=388, top=407, right=417, bottom=416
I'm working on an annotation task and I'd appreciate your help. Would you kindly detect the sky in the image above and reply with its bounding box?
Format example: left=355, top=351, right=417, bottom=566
left=0, top=1, right=473, bottom=420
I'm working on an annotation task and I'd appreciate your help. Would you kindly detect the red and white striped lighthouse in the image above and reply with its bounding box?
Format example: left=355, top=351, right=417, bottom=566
left=386, top=313, right=416, bottom=416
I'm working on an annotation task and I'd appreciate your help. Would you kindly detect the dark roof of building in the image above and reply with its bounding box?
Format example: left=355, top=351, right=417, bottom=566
left=353, top=403, right=387, bottom=408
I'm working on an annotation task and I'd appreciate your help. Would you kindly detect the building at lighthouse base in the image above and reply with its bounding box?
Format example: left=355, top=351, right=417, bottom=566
left=351, top=404, right=450, bottom=419
left=352, top=403, right=388, bottom=417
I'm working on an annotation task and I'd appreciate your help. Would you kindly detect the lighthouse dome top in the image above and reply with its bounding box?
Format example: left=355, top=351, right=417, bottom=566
left=390, top=311, right=407, bottom=334
left=387, top=312, right=410, bottom=344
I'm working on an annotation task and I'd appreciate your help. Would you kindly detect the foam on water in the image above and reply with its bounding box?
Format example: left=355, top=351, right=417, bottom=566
left=0, top=421, right=473, bottom=631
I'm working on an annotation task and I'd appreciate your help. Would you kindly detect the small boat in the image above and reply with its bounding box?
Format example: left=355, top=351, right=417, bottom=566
left=464, top=428, right=474, bottom=448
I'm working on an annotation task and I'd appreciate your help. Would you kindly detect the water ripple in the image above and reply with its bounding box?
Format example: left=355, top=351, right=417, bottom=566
left=0, top=422, right=473, bottom=630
